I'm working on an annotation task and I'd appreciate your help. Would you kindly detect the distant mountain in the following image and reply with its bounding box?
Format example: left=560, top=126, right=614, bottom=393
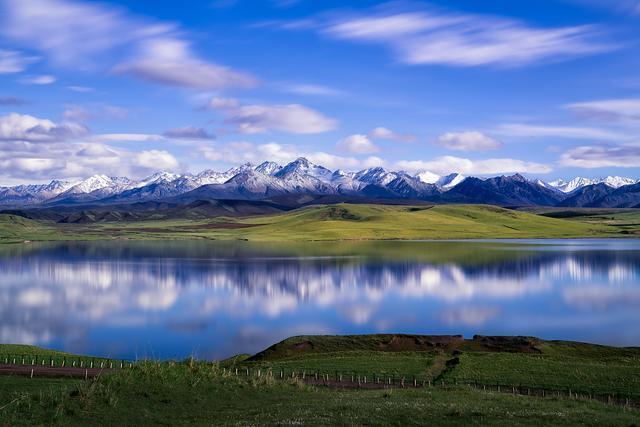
left=559, top=182, right=640, bottom=208
left=437, top=173, right=466, bottom=190
left=415, top=171, right=440, bottom=184
left=441, top=174, right=564, bottom=206
left=557, top=183, right=616, bottom=207
left=0, top=158, right=638, bottom=208
left=254, top=161, right=282, bottom=175
left=547, top=176, right=638, bottom=193
left=597, top=182, right=640, bottom=208
left=0, top=180, right=75, bottom=205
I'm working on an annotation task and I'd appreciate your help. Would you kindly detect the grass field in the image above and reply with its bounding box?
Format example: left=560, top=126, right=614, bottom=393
left=2, top=204, right=637, bottom=243
left=1, top=335, right=639, bottom=425
left=2, top=364, right=638, bottom=426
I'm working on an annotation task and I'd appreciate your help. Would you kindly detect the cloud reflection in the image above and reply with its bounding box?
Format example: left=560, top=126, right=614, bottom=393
left=0, top=241, right=638, bottom=356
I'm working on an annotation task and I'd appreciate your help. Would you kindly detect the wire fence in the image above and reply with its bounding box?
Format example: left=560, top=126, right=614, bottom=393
left=1, top=355, right=638, bottom=409
left=220, top=366, right=640, bottom=409
left=0, top=354, right=133, bottom=370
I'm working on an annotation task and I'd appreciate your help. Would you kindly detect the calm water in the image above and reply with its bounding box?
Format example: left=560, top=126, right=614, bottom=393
left=1, top=239, right=639, bottom=360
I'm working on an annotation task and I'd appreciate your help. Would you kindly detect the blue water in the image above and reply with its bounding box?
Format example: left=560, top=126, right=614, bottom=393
left=0, top=239, right=639, bottom=360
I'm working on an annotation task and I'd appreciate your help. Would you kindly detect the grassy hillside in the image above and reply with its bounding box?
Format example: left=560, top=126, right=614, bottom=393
left=236, top=334, right=640, bottom=398
left=0, top=203, right=635, bottom=243
left=0, top=335, right=639, bottom=425
left=230, top=204, right=622, bottom=240
left=0, top=214, right=63, bottom=243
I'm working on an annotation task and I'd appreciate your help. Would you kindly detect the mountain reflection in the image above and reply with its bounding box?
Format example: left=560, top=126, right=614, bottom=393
left=1, top=240, right=639, bottom=358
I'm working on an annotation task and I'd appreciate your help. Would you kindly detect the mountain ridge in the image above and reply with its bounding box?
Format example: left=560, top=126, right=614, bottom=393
left=0, top=157, right=638, bottom=209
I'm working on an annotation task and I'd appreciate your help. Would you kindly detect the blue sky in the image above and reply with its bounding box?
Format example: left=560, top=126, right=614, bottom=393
left=0, top=0, right=639, bottom=185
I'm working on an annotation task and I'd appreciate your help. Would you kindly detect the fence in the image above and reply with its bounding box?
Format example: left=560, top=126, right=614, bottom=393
left=0, top=354, right=133, bottom=370
left=1, top=356, right=638, bottom=409
left=220, top=365, right=640, bottom=409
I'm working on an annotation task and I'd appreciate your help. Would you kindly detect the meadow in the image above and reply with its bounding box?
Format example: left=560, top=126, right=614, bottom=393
left=1, top=203, right=638, bottom=243
left=0, top=335, right=639, bottom=425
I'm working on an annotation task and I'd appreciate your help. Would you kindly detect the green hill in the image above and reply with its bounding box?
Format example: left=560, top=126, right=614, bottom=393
left=0, top=214, right=61, bottom=243
left=0, top=204, right=633, bottom=243
left=223, top=204, right=622, bottom=241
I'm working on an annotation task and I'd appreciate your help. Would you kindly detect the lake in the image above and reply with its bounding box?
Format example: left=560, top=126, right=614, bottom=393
left=1, top=239, right=639, bottom=360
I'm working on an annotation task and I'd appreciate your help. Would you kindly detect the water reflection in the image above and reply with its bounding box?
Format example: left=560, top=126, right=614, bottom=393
left=1, top=240, right=639, bottom=359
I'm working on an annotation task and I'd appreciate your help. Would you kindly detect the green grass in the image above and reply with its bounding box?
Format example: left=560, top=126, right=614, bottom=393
left=220, top=335, right=640, bottom=401
left=0, top=344, right=124, bottom=368
left=1, top=336, right=640, bottom=425
left=443, top=352, right=640, bottom=397
left=2, top=203, right=636, bottom=243
left=0, top=361, right=638, bottom=426
left=0, top=215, right=63, bottom=243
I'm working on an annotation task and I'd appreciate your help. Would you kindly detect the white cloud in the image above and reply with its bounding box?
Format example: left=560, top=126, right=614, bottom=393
left=282, top=83, right=345, bottom=97
left=565, top=98, right=640, bottom=123
left=117, top=38, right=257, bottom=90
left=19, top=75, right=56, bottom=85
left=559, top=143, right=640, bottom=168
left=435, top=131, right=502, bottom=151
left=495, top=123, right=627, bottom=140
left=0, top=113, right=88, bottom=142
left=321, top=6, right=613, bottom=67
left=209, top=97, right=337, bottom=134
left=92, top=133, right=163, bottom=143
left=368, top=127, right=416, bottom=142
left=0, top=112, right=183, bottom=183
left=163, top=126, right=215, bottom=140
left=1, top=0, right=256, bottom=89
left=396, top=156, right=552, bottom=175
left=337, top=134, right=379, bottom=154
left=136, top=150, right=179, bottom=170
left=0, top=49, right=36, bottom=73
left=63, top=104, right=129, bottom=122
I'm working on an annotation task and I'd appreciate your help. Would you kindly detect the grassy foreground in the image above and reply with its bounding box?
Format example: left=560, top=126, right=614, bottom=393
left=1, top=335, right=639, bottom=425
left=2, top=204, right=638, bottom=243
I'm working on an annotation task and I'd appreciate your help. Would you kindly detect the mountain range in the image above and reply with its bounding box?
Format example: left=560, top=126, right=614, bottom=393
left=0, top=157, right=638, bottom=209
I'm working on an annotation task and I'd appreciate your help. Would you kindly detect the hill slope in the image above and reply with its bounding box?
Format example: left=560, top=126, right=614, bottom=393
left=0, top=204, right=631, bottom=242
left=190, top=203, right=621, bottom=241
left=0, top=214, right=60, bottom=242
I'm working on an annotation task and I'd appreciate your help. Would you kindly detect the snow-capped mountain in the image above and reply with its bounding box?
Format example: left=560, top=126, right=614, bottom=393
left=0, top=158, right=638, bottom=208
left=415, top=171, right=440, bottom=184
left=274, top=158, right=335, bottom=194
left=436, top=173, right=466, bottom=190
left=601, top=176, right=638, bottom=188
left=132, top=172, right=182, bottom=189
left=330, top=170, right=364, bottom=193
left=62, top=175, right=128, bottom=195
left=354, top=167, right=399, bottom=186
left=415, top=171, right=465, bottom=191
left=275, top=158, right=333, bottom=183
left=255, top=161, right=282, bottom=176
left=547, top=176, right=639, bottom=193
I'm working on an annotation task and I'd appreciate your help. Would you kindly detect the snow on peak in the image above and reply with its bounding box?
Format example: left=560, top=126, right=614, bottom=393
left=601, top=176, right=637, bottom=188
left=437, top=173, right=466, bottom=190
left=255, top=161, right=282, bottom=175
left=354, top=167, right=396, bottom=186
left=415, top=171, right=440, bottom=184
left=65, top=175, right=116, bottom=194
left=547, top=176, right=637, bottom=193
left=276, top=157, right=333, bottom=182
